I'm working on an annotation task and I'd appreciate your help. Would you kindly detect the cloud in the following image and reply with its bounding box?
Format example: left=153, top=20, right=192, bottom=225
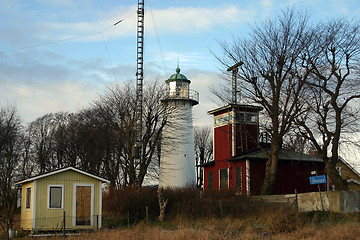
left=0, top=78, right=102, bottom=124
left=147, top=6, right=254, bottom=36
left=0, top=3, right=254, bottom=49
left=0, top=48, right=119, bottom=123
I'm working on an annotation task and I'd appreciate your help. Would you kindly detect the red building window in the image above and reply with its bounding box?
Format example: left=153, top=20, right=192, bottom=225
left=208, top=171, right=213, bottom=190
left=219, top=169, right=228, bottom=190
left=235, top=167, right=242, bottom=193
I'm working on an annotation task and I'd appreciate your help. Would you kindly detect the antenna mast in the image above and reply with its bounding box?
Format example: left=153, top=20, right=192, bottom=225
left=134, top=0, right=144, bottom=158
left=227, top=61, right=243, bottom=104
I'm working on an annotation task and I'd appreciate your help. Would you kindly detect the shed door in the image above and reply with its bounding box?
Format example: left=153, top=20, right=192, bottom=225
left=76, top=186, right=91, bottom=226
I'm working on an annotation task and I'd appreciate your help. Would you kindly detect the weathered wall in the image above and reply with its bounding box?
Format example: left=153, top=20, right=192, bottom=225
left=259, top=191, right=360, bottom=213
left=297, top=191, right=360, bottom=213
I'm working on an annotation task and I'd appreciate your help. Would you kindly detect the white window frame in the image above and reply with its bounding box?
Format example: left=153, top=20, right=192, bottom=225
left=25, top=187, right=31, bottom=211
left=72, top=183, right=94, bottom=227
left=47, top=185, right=64, bottom=209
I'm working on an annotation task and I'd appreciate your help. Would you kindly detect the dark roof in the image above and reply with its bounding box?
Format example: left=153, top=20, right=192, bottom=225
left=207, top=104, right=263, bottom=115
left=165, top=67, right=191, bottom=83
left=229, top=146, right=322, bottom=163
left=198, top=161, right=215, bottom=167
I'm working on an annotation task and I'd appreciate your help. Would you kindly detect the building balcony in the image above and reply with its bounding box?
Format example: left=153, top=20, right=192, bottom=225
left=161, top=89, right=199, bottom=105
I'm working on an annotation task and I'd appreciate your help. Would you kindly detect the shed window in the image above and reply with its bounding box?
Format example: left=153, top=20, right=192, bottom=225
left=48, top=185, right=63, bottom=209
left=26, top=187, right=31, bottom=209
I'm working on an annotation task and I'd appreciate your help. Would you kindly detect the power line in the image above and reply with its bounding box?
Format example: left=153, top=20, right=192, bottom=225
left=0, top=28, right=109, bottom=54
left=0, top=10, right=136, bottom=54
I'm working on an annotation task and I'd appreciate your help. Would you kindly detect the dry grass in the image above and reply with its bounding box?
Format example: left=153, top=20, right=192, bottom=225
left=31, top=220, right=360, bottom=240
left=5, top=189, right=360, bottom=239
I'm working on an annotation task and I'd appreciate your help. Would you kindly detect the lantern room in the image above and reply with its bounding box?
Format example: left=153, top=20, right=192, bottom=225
left=162, top=67, right=199, bottom=105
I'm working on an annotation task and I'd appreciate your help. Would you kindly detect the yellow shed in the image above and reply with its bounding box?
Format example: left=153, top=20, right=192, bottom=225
left=15, top=167, right=110, bottom=231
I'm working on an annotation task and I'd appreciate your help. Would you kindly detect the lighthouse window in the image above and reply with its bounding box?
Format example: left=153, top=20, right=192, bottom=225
left=169, top=82, right=177, bottom=96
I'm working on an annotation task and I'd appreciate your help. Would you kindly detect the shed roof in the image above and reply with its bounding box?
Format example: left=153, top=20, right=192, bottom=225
left=15, top=166, right=110, bottom=185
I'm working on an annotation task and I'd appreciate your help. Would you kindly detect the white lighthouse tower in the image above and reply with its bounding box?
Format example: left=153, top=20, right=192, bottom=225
left=159, top=67, right=199, bottom=188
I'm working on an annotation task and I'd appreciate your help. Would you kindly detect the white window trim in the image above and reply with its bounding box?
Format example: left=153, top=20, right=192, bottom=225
left=47, top=184, right=64, bottom=209
left=25, top=187, right=31, bottom=211
left=72, top=183, right=94, bottom=227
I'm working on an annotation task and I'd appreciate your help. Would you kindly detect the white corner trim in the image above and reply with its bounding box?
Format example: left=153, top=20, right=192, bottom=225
left=72, top=183, right=95, bottom=227
left=32, top=180, right=37, bottom=229
left=99, top=184, right=102, bottom=229
left=246, top=160, right=250, bottom=196
left=47, top=184, right=64, bottom=209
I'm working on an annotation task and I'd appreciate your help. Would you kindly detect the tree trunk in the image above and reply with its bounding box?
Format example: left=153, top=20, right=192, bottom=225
left=261, top=139, right=281, bottom=195
left=325, top=158, right=348, bottom=191
left=157, top=188, right=168, bottom=222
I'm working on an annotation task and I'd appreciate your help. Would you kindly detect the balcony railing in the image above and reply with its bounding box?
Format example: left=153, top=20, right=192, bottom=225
left=162, top=89, right=199, bottom=104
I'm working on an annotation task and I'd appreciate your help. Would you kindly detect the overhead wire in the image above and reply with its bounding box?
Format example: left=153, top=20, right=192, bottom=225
left=0, top=9, right=136, bottom=54
left=75, top=10, right=137, bottom=151
left=147, top=0, right=168, bottom=75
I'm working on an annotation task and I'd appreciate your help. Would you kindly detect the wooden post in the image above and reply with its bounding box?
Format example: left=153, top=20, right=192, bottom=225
left=295, top=189, right=298, bottom=212
left=6, top=219, right=9, bottom=240
left=158, top=188, right=168, bottom=222
left=63, top=211, right=66, bottom=237
left=127, top=210, right=130, bottom=228
left=219, top=200, right=224, bottom=219
left=96, top=215, right=99, bottom=230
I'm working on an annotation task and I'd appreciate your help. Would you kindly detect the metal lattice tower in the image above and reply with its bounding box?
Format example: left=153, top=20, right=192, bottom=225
left=227, top=61, right=243, bottom=104
left=135, top=0, right=144, bottom=151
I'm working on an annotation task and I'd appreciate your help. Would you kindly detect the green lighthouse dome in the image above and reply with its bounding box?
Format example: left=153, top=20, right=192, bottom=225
left=165, top=67, right=191, bottom=83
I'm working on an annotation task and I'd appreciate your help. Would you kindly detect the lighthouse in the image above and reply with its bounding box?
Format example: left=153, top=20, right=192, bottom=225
left=159, top=67, right=199, bottom=188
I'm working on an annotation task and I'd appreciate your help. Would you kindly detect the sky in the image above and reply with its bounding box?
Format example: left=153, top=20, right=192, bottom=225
left=2, top=0, right=360, bottom=170
left=1, top=0, right=360, bottom=126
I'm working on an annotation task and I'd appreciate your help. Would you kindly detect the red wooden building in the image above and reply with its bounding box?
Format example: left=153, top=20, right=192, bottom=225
left=201, top=104, right=326, bottom=195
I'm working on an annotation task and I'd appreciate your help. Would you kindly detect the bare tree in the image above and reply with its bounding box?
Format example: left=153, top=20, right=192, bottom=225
left=27, top=113, right=58, bottom=173
left=94, top=80, right=169, bottom=188
left=194, top=126, right=213, bottom=187
left=0, top=106, right=23, bottom=230
left=214, top=8, right=312, bottom=194
left=296, top=19, right=360, bottom=190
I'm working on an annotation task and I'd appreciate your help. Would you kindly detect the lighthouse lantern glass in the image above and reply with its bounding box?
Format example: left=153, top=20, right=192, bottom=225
left=168, top=81, right=189, bottom=98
